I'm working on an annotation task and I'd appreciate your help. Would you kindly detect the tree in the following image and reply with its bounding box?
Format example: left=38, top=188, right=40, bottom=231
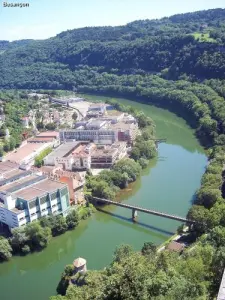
left=0, top=146, right=4, bottom=157
left=113, top=244, right=133, bottom=264
left=72, top=112, right=78, bottom=120
left=114, top=158, right=141, bottom=182
left=130, top=147, right=141, bottom=160
left=141, top=242, right=157, bottom=256
left=57, top=264, right=74, bottom=296
left=34, top=147, right=52, bottom=167
left=3, top=142, right=10, bottom=152
left=51, top=215, right=68, bottom=236
left=0, top=237, right=12, bottom=261
left=45, top=123, right=57, bottom=130
left=66, top=210, right=79, bottom=229
left=187, top=205, right=211, bottom=235
left=196, top=187, right=222, bottom=208
left=25, top=222, right=52, bottom=249
left=21, top=244, right=31, bottom=255
left=9, top=137, right=16, bottom=151
left=37, top=122, right=44, bottom=130
left=10, top=227, right=28, bottom=252
left=139, top=158, right=149, bottom=169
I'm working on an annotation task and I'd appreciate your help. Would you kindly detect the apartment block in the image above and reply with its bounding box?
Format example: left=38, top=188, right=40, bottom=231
left=0, top=161, right=70, bottom=229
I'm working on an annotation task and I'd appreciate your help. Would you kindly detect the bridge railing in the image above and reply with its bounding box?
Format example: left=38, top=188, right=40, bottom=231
left=91, top=197, right=195, bottom=224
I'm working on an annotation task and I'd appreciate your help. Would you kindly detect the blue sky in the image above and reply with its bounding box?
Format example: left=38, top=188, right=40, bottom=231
left=0, top=0, right=224, bottom=41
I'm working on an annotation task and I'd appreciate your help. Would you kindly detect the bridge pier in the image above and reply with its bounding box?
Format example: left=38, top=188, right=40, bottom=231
left=132, top=208, right=138, bottom=221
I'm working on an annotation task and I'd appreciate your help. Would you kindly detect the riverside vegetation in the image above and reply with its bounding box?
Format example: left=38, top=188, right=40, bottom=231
left=85, top=101, right=157, bottom=200
left=0, top=8, right=224, bottom=300
left=0, top=206, right=95, bottom=262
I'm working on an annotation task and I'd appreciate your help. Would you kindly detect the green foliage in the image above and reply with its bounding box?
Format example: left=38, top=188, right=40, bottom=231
left=0, top=236, right=12, bottom=261
left=0, top=146, right=4, bottom=157
left=77, top=204, right=95, bottom=220
left=114, top=158, right=141, bottom=182
left=10, top=226, right=28, bottom=253
left=25, top=222, right=52, bottom=249
left=3, top=142, right=10, bottom=152
left=45, top=123, right=57, bottom=130
left=66, top=209, right=79, bottom=229
left=54, top=243, right=216, bottom=299
left=21, top=244, right=31, bottom=255
left=141, top=242, right=157, bottom=256
left=34, top=147, right=52, bottom=167
left=50, top=215, right=68, bottom=236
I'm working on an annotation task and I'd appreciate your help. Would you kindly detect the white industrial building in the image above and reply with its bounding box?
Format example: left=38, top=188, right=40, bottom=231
left=0, top=161, right=70, bottom=229
left=43, top=141, right=94, bottom=170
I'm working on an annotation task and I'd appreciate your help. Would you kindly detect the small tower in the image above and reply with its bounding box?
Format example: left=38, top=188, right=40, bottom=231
left=73, top=257, right=87, bottom=274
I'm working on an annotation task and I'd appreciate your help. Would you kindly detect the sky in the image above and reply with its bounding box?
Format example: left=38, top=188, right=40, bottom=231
left=0, top=0, right=224, bottom=41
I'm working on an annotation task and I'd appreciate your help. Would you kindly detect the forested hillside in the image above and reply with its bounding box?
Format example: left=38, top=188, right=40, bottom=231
left=1, top=8, right=225, bottom=299
left=0, top=8, right=225, bottom=89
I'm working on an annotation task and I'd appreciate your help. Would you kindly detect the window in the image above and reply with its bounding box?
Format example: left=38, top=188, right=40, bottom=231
left=29, top=198, right=39, bottom=209
left=51, top=191, right=58, bottom=200
left=60, top=187, right=68, bottom=197
left=40, top=195, right=49, bottom=204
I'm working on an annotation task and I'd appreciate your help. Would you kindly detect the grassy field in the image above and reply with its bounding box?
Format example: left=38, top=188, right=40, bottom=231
left=192, top=32, right=217, bottom=43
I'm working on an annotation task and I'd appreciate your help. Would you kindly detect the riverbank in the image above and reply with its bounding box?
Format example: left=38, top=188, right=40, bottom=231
left=0, top=205, right=95, bottom=262
left=0, top=97, right=207, bottom=300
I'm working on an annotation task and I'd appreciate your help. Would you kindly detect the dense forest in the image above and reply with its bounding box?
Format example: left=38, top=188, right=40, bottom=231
left=0, top=8, right=225, bottom=89
left=1, top=8, right=225, bottom=300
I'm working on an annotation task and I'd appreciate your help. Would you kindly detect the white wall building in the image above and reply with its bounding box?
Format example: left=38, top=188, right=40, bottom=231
left=0, top=166, right=70, bottom=229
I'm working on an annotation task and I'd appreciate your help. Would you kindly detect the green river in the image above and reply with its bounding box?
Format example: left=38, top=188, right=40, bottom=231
left=0, top=95, right=207, bottom=300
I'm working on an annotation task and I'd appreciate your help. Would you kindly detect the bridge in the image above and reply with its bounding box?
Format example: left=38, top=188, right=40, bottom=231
left=92, top=197, right=194, bottom=223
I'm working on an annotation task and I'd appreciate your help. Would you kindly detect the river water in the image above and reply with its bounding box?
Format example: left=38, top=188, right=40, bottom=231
left=0, top=95, right=207, bottom=300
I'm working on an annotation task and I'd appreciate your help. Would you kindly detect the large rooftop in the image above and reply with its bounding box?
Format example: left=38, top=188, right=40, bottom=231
left=91, top=145, right=118, bottom=157
left=45, top=141, right=80, bottom=160
left=12, top=178, right=66, bottom=202
left=6, top=143, right=48, bottom=164
left=36, top=131, right=59, bottom=138
left=0, top=170, right=33, bottom=188
left=28, top=137, right=55, bottom=143
left=0, top=161, right=19, bottom=175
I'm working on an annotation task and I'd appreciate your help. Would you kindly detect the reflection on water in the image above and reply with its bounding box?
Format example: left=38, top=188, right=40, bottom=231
left=0, top=95, right=208, bottom=300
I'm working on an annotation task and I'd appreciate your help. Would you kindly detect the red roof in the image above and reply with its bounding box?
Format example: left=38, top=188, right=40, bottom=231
left=36, top=131, right=59, bottom=138
left=167, top=241, right=184, bottom=252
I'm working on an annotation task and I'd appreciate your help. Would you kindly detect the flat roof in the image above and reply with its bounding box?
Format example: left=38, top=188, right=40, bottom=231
left=0, top=174, right=37, bottom=192
left=0, top=170, right=32, bottom=187
left=87, top=120, right=107, bottom=127
left=12, top=178, right=66, bottom=201
left=91, top=146, right=117, bottom=157
left=11, top=207, right=25, bottom=215
left=3, top=169, right=24, bottom=179
left=45, top=142, right=80, bottom=159
left=111, top=122, right=137, bottom=130
left=71, top=144, right=94, bottom=158
left=6, top=143, right=47, bottom=164
left=37, top=131, right=59, bottom=138
left=0, top=161, right=19, bottom=174
left=28, top=137, right=55, bottom=143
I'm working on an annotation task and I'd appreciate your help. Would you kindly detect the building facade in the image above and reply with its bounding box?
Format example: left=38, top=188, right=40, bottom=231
left=91, top=142, right=127, bottom=168
left=60, top=129, right=117, bottom=145
left=0, top=164, right=70, bottom=229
